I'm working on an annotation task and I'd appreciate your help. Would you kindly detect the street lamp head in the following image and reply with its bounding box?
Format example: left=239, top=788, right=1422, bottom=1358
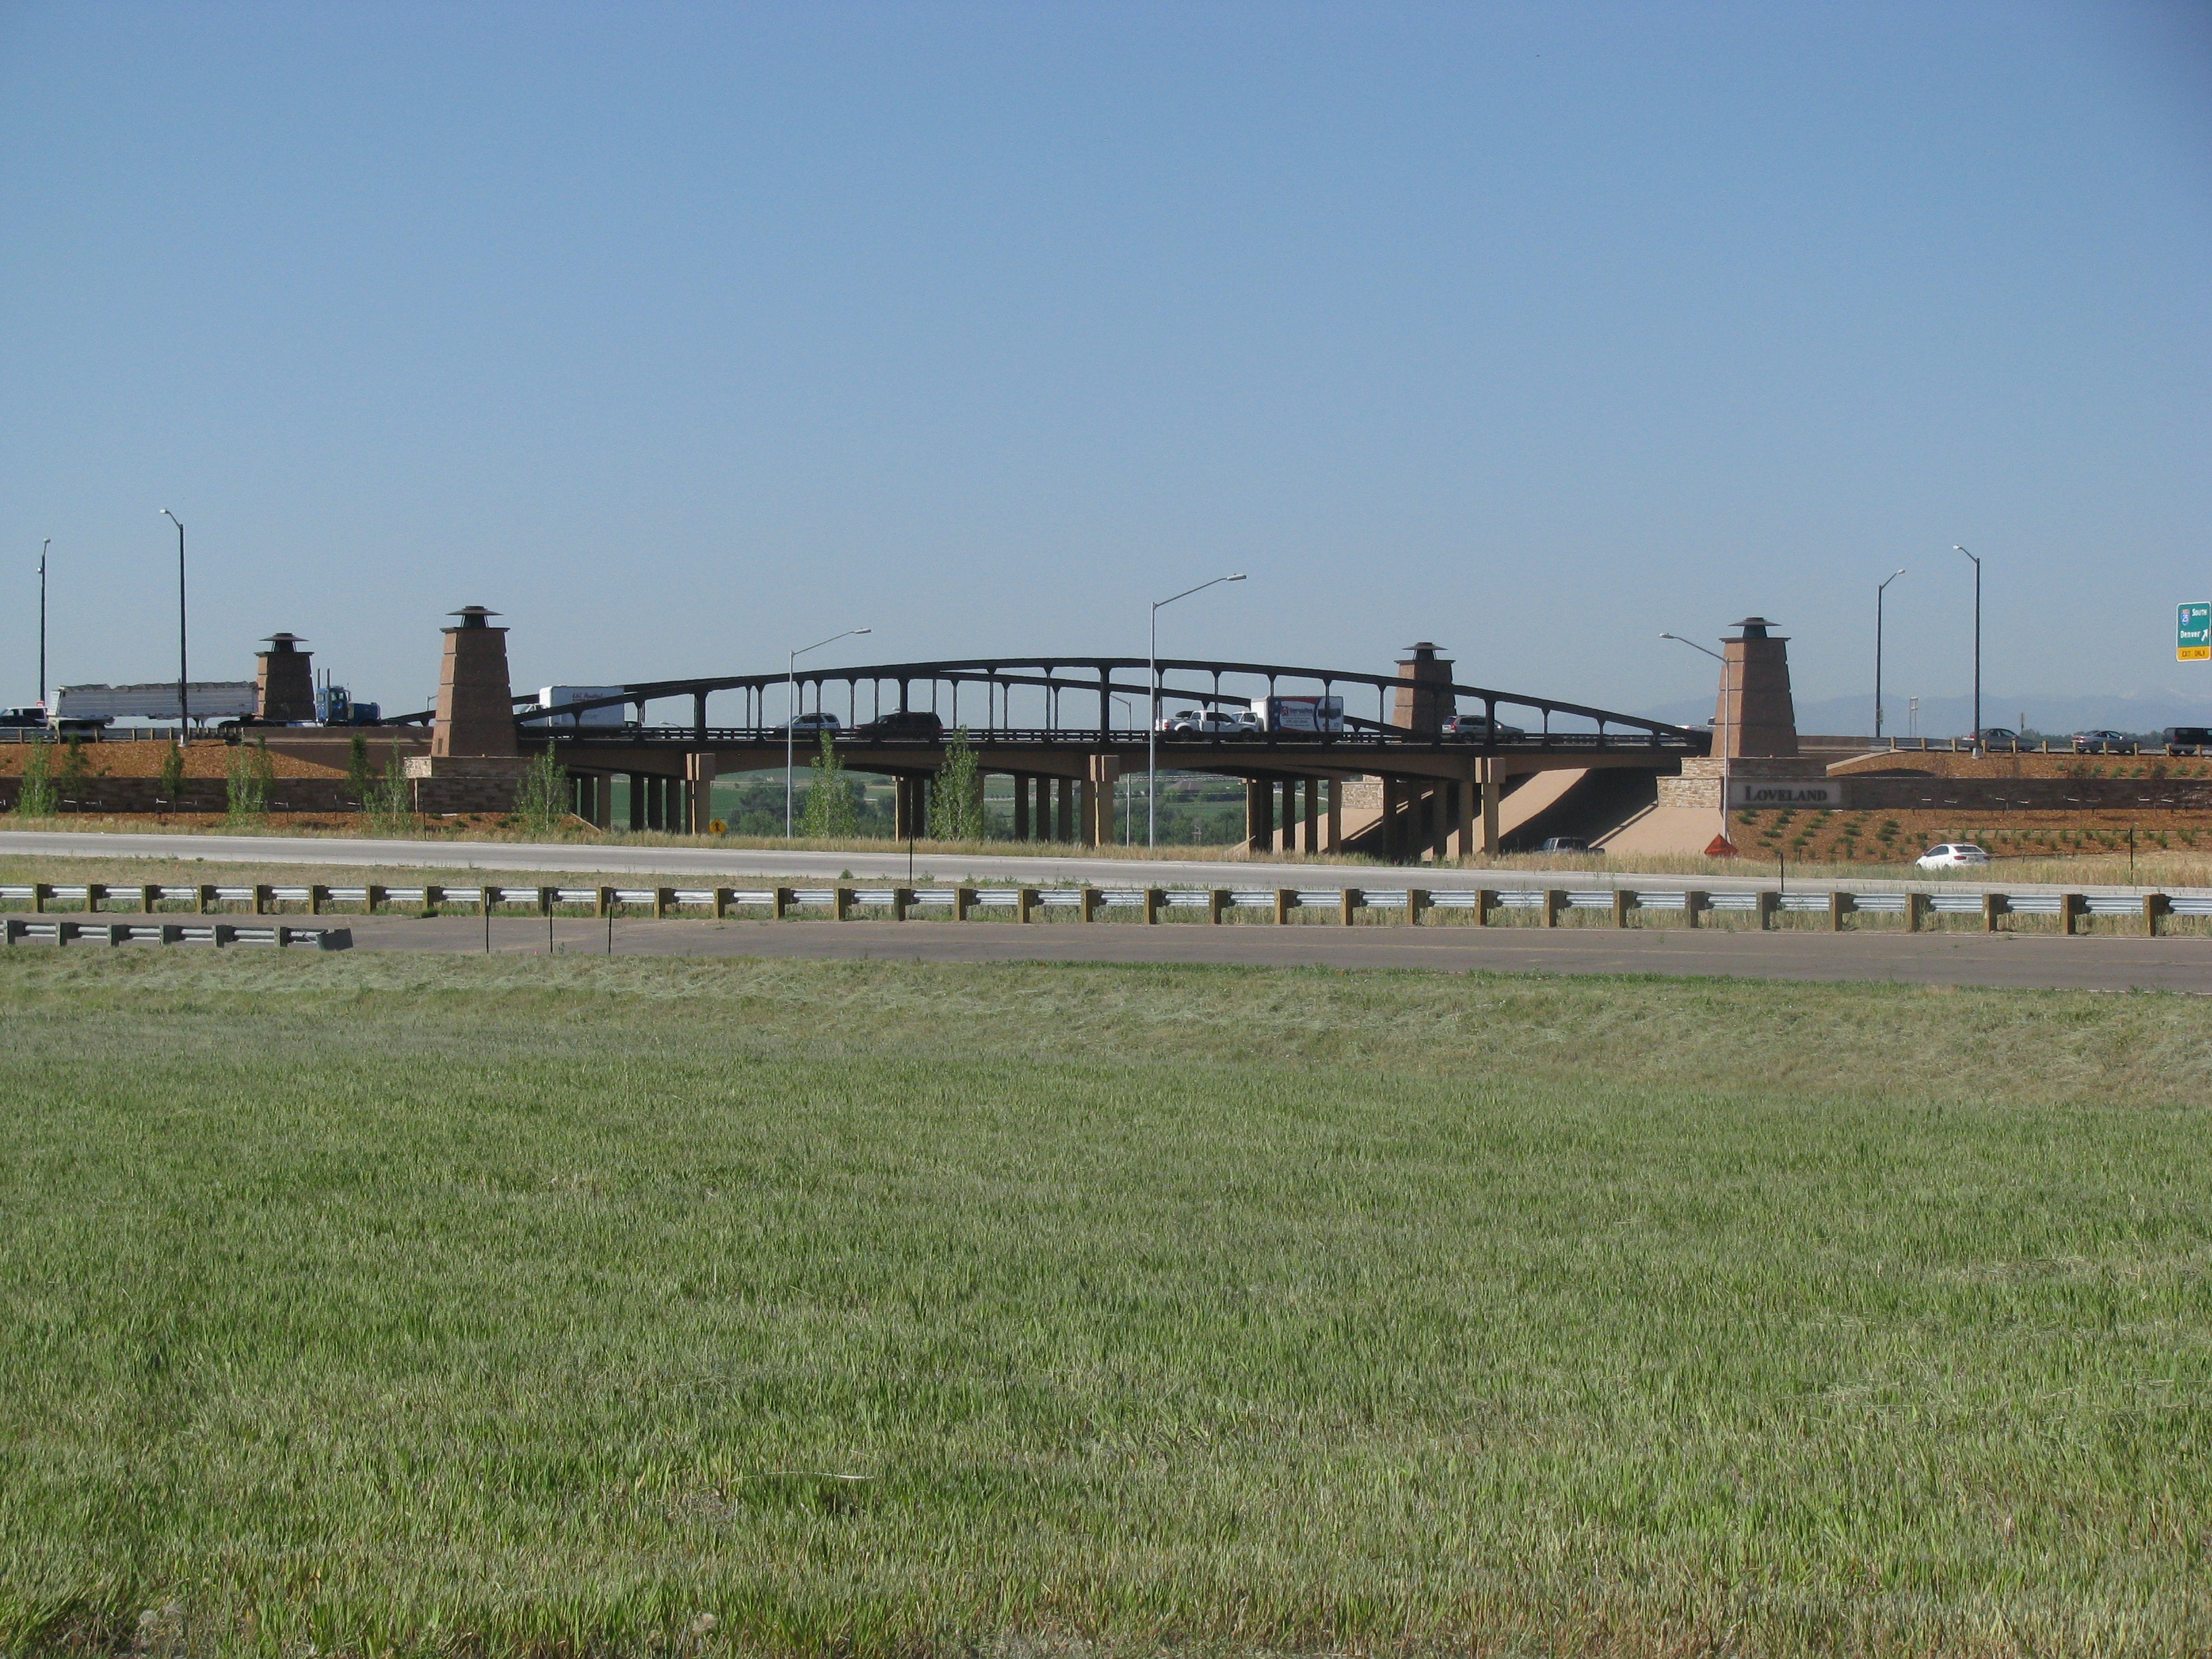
left=853, top=627, right=872, bottom=634
left=1226, top=573, right=1247, bottom=581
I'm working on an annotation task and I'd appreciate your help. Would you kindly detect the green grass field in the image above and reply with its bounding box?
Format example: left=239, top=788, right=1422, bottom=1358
left=3, top=951, right=2208, bottom=1657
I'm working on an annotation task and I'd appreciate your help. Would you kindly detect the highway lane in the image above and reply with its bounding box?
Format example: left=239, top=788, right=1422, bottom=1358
left=0, top=828, right=2190, bottom=899
left=14, top=909, right=2198, bottom=993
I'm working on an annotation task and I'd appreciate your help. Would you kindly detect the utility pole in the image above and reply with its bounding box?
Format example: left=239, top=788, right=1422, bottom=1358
left=1875, top=568, right=1906, bottom=738
left=38, top=539, right=49, bottom=708
left=1954, top=545, right=1981, bottom=741
left=162, top=511, right=188, bottom=745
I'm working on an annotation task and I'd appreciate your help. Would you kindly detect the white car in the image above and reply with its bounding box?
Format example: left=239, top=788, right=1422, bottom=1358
left=1917, top=842, right=1990, bottom=870
left=1155, top=708, right=1240, bottom=735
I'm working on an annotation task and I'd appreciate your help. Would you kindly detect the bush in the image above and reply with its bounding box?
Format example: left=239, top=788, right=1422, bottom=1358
left=929, top=728, right=983, bottom=841
left=363, top=745, right=415, bottom=836
left=14, top=741, right=57, bottom=817
left=225, top=740, right=275, bottom=826
left=800, top=731, right=859, bottom=838
left=158, top=741, right=186, bottom=812
left=510, top=747, right=569, bottom=839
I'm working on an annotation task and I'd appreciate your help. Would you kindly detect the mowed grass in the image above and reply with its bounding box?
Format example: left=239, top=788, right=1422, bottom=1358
left=2, top=954, right=2209, bottom=1658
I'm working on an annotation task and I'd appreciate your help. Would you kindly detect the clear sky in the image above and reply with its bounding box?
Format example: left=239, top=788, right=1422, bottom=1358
left=3, top=1, right=2207, bottom=727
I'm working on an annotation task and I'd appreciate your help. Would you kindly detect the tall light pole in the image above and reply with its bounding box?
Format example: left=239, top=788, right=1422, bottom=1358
left=1954, top=545, right=1981, bottom=741
left=787, top=627, right=870, bottom=836
left=1658, top=631, right=1725, bottom=665
left=1149, top=573, right=1245, bottom=848
left=37, top=539, right=49, bottom=709
left=161, top=510, right=188, bottom=745
left=1875, top=568, right=1906, bottom=739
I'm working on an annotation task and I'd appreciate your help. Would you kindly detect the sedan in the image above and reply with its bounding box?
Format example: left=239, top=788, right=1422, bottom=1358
left=1916, top=842, right=1991, bottom=870
left=2071, top=730, right=2138, bottom=755
left=779, top=711, right=842, bottom=736
left=1970, top=726, right=2022, bottom=752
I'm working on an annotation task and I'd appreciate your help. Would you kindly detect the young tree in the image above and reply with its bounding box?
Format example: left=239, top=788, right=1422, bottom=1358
left=346, top=732, right=374, bottom=808
left=800, top=730, right=859, bottom=838
left=511, top=747, right=569, bottom=839
left=225, top=739, right=274, bottom=826
left=14, top=741, right=56, bottom=817
left=158, top=740, right=186, bottom=815
left=928, top=728, right=983, bottom=842
left=365, top=743, right=415, bottom=836
left=55, top=736, right=91, bottom=808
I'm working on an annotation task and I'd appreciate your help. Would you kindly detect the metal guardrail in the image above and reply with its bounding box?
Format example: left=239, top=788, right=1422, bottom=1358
left=2, top=879, right=2199, bottom=937
left=5, top=917, right=350, bottom=949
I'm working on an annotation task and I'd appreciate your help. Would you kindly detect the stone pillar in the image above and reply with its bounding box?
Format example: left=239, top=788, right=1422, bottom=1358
left=686, top=752, right=717, bottom=834
left=254, top=634, right=315, bottom=723
left=430, top=607, right=518, bottom=758
left=1390, top=642, right=1455, bottom=736
left=1713, top=617, right=1800, bottom=758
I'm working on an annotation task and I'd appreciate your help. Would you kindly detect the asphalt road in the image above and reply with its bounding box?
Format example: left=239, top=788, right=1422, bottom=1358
left=33, top=909, right=2198, bottom=992
left=0, top=827, right=2184, bottom=899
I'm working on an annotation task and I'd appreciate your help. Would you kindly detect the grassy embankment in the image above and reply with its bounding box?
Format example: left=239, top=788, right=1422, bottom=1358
left=2, top=952, right=2208, bottom=1657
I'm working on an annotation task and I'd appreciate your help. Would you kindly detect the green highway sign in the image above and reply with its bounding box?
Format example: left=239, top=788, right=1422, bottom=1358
left=2182, top=602, right=2211, bottom=663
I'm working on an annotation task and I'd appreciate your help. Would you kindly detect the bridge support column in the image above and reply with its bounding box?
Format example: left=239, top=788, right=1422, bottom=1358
left=1056, top=777, right=1074, bottom=844
left=1083, top=755, right=1119, bottom=847
left=1303, top=778, right=1319, bottom=852
left=1452, top=776, right=1479, bottom=859
left=1380, top=777, right=1403, bottom=861
left=1246, top=779, right=1271, bottom=855
left=627, top=773, right=645, bottom=832
left=686, top=752, right=716, bottom=834
left=1481, top=762, right=1502, bottom=856
left=1430, top=781, right=1452, bottom=863
left=1324, top=779, right=1342, bottom=851
left=1011, top=774, right=1029, bottom=841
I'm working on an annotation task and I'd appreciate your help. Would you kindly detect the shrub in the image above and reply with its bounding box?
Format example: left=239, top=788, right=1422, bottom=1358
left=14, top=741, right=57, bottom=817
left=225, top=740, right=275, bottom=826
left=929, top=728, right=983, bottom=841
left=511, top=747, right=570, bottom=839
left=364, top=745, right=415, bottom=836
left=158, top=741, right=186, bottom=812
left=800, top=731, right=859, bottom=838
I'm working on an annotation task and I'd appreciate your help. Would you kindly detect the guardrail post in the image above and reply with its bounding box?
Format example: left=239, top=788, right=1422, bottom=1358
left=1756, top=890, right=1780, bottom=930
left=1828, top=891, right=1849, bottom=932
left=838, top=886, right=857, bottom=922
left=418, top=884, right=437, bottom=916
left=956, top=886, right=977, bottom=922
left=773, top=886, right=794, bottom=920
left=1406, top=887, right=1427, bottom=926
left=1208, top=888, right=1227, bottom=924
left=1016, top=886, right=1038, bottom=924
left=308, top=884, right=327, bottom=916
left=213, top=923, right=236, bottom=947
left=1610, top=890, right=1630, bottom=928
left=1273, top=888, right=1292, bottom=924
left=86, top=883, right=106, bottom=914
left=1143, top=887, right=1164, bottom=926
left=1906, top=893, right=1927, bottom=933
left=1685, top=890, right=1708, bottom=928
left=1542, top=888, right=1565, bottom=928
left=538, top=886, right=556, bottom=917
left=1339, top=887, right=1359, bottom=926
left=713, top=887, right=733, bottom=920
left=197, top=883, right=215, bottom=914
left=595, top=886, right=614, bottom=918
left=1982, top=893, right=2005, bottom=933
left=653, top=886, right=673, bottom=920
left=32, top=883, right=49, bottom=914
left=2060, top=893, right=2083, bottom=936
left=2146, top=893, right=2170, bottom=938
left=1473, top=887, right=1496, bottom=926
left=140, top=884, right=159, bottom=914
left=893, top=886, right=914, bottom=922
left=253, top=884, right=272, bottom=916
left=1080, top=886, right=1101, bottom=923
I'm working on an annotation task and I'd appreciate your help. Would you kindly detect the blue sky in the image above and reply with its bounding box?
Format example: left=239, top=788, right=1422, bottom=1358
left=3, top=1, right=2207, bottom=728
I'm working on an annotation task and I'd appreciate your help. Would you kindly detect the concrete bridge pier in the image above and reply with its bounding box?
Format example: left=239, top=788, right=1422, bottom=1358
left=1082, top=755, right=1119, bottom=847
left=685, top=752, right=716, bottom=834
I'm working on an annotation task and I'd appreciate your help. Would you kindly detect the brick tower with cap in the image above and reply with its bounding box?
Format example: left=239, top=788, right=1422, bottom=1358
left=430, top=606, right=519, bottom=758
left=254, top=634, right=315, bottom=724
left=1712, top=617, right=1799, bottom=758
left=1389, top=642, right=1454, bottom=735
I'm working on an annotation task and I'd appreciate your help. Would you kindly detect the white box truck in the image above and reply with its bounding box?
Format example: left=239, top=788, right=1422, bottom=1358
left=537, top=686, right=630, bottom=730
left=1248, top=695, right=1345, bottom=734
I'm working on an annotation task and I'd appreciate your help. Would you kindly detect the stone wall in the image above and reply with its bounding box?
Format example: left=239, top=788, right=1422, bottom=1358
left=0, top=776, right=359, bottom=814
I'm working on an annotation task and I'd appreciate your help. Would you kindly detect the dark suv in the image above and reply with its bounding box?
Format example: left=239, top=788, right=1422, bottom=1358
left=2163, top=726, right=2212, bottom=757
left=855, top=710, right=945, bottom=742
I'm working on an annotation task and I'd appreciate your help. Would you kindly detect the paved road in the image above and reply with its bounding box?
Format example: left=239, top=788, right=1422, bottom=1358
left=0, top=828, right=2185, bottom=899
left=28, top=909, right=2194, bottom=992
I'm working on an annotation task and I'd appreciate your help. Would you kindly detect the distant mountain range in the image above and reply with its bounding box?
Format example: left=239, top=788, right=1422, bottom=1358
left=1641, top=690, right=2212, bottom=740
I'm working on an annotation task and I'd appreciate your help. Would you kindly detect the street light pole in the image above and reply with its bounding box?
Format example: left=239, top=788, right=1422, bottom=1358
left=786, top=627, right=871, bottom=836
left=1875, top=568, right=1906, bottom=739
left=1658, top=631, right=1726, bottom=665
left=161, top=510, right=188, bottom=745
left=1148, top=573, right=1246, bottom=848
left=1954, top=545, right=1981, bottom=741
left=38, top=539, right=49, bottom=709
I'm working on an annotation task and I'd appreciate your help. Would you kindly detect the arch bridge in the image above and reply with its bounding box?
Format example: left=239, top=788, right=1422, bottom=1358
left=490, top=652, right=1706, bottom=861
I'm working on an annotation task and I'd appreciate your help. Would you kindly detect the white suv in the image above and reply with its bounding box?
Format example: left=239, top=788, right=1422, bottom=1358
left=1916, top=843, right=1990, bottom=870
